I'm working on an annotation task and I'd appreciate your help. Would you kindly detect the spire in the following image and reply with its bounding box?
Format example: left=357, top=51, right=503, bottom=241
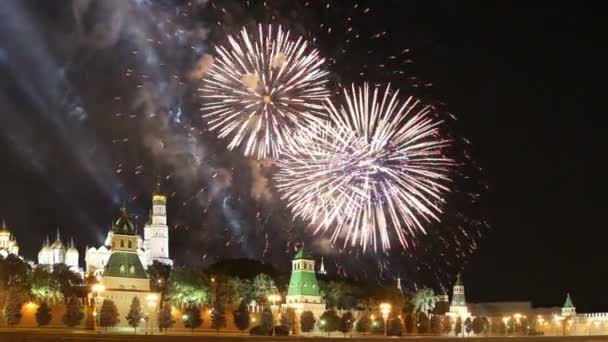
left=563, top=292, right=574, bottom=308
left=70, top=237, right=75, bottom=249
left=455, top=273, right=463, bottom=286
left=293, top=243, right=312, bottom=260
left=319, top=257, right=327, bottom=275
left=397, top=276, right=402, bottom=291
left=1, top=218, right=6, bottom=230
left=45, top=235, right=50, bottom=247
left=56, top=227, right=61, bottom=242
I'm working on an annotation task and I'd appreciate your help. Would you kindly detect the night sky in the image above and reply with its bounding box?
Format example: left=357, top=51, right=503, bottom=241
left=0, top=1, right=602, bottom=311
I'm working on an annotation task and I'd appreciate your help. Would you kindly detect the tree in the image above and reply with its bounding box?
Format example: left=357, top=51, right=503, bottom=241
left=417, top=312, right=429, bottom=333
left=3, top=287, right=23, bottom=325
left=62, top=295, right=84, bottom=327
left=30, top=267, right=62, bottom=302
left=157, top=302, right=175, bottom=333
left=464, top=317, right=472, bottom=336
left=235, top=278, right=254, bottom=303
left=454, top=316, right=463, bottom=337
left=472, top=316, right=485, bottom=335
left=482, top=317, right=490, bottom=336
left=412, top=288, right=437, bottom=315
left=147, top=261, right=172, bottom=295
left=183, top=305, right=203, bottom=332
left=168, top=269, right=209, bottom=305
left=318, top=280, right=362, bottom=310
left=35, top=301, right=52, bottom=327
left=280, top=307, right=295, bottom=332
left=252, top=273, right=278, bottom=303
left=430, top=314, right=442, bottom=334
left=0, top=254, right=30, bottom=290
left=319, top=309, right=340, bottom=336
left=372, top=315, right=385, bottom=334
left=217, top=276, right=242, bottom=305
left=52, top=264, right=82, bottom=300
left=386, top=313, right=403, bottom=336
left=441, top=315, right=452, bottom=335
left=99, top=299, right=120, bottom=331
left=300, top=311, right=316, bottom=335
left=404, top=312, right=415, bottom=333
left=339, top=311, right=354, bottom=336
left=355, top=313, right=371, bottom=335
left=125, top=296, right=144, bottom=333
left=260, top=305, right=274, bottom=333
left=233, top=300, right=251, bottom=332
left=494, top=317, right=506, bottom=335
left=211, top=301, right=226, bottom=332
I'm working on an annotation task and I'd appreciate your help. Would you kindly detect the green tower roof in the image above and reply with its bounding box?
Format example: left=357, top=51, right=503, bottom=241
left=293, top=245, right=313, bottom=260
left=563, top=293, right=574, bottom=308
left=103, top=252, right=147, bottom=279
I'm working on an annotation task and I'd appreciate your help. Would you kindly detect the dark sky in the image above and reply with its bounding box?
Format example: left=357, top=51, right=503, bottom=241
left=0, top=1, right=603, bottom=311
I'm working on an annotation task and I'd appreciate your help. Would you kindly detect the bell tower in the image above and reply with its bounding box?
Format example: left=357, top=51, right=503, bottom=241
left=144, top=181, right=172, bottom=266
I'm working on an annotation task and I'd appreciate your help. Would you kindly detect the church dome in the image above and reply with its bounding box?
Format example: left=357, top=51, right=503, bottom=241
left=66, top=246, right=78, bottom=257
left=0, top=219, right=10, bottom=236
left=51, top=239, right=65, bottom=250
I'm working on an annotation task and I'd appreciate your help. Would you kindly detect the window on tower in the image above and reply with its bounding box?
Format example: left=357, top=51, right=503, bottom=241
left=128, top=240, right=132, bottom=248
left=120, top=240, right=124, bottom=248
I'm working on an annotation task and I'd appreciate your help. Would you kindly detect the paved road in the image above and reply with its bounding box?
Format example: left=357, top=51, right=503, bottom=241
left=3, top=329, right=608, bottom=342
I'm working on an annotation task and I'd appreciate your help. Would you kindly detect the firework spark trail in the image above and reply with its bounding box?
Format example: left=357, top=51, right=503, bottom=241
left=277, top=83, right=454, bottom=252
left=199, top=24, right=330, bottom=159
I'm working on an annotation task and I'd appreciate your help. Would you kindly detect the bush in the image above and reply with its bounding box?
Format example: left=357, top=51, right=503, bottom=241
left=300, top=311, right=316, bottom=335
left=250, top=325, right=272, bottom=336
left=274, top=325, right=290, bottom=336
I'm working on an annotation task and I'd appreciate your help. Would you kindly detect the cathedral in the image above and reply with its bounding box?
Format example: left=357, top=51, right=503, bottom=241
left=85, top=189, right=172, bottom=277
left=37, top=229, right=81, bottom=273
left=0, top=219, right=20, bottom=258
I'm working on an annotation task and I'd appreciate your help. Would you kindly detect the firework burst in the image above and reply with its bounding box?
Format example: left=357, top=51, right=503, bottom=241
left=199, top=24, right=330, bottom=159
left=276, top=83, right=454, bottom=252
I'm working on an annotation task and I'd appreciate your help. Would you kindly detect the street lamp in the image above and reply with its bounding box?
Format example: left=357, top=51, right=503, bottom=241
left=502, top=316, right=510, bottom=336
left=146, top=294, right=158, bottom=335
left=92, top=284, right=105, bottom=328
left=380, top=302, right=391, bottom=337
left=267, top=294, right=281, bottom=335
left=537, top=316, right=545, bottom=334
left=513, top=313, right=522, bottom=335
left=267, top=294, right=281, bottom=306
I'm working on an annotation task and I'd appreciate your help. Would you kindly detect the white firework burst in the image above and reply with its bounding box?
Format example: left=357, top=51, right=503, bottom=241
left=199, top=24, right=330, bottom=159
left=276, top=83, right=454, bottom=252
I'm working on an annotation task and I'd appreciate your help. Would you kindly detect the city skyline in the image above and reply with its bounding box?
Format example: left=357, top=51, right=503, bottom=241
left=0, top=0, right=601, bottom=315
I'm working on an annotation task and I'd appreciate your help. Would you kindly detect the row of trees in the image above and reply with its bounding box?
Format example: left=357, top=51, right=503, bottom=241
left=3, top=291, right=85, bottom=327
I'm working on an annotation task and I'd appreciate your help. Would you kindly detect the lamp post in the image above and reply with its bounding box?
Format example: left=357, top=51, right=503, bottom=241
left=267, top=294, right=281, bottom=335
left=92, top=284, right=105, bottom=328
left=294, top=303, right=303, bottom=335
left=146, top=294, right=158, bottom=335
left=502, top=316, right=510, bottom=336
left=513, top=313, right=522, bottom=335
left=380, top=303, right=391, bottom=337
left=210, top=276, right=217, bottom=304
left=537, top=316, right=545, bottom=335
